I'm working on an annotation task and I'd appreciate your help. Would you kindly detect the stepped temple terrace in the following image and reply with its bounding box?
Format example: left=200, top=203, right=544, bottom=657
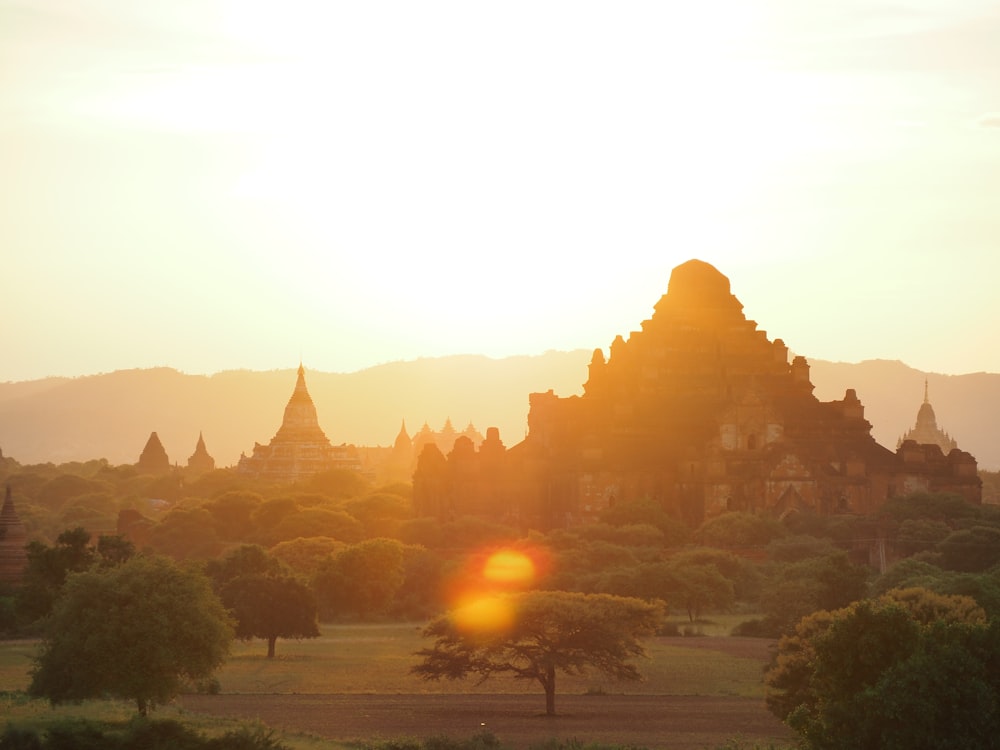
left=414, top=259, right=981, bottom=528
left=238, top=364, right=361, bottom=482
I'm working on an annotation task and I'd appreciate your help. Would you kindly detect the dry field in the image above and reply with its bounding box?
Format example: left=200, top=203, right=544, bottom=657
left=178, top=693, right=794, bottom=750
left=175, top=631, right=795, bottom=749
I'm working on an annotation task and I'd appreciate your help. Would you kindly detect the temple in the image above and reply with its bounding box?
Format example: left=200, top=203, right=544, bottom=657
left=897, top=381, right=958, bottom=455
left=136, top=431, right=170, bottom=475
left=413, top=260, right=981, bottom=528
left=187, top=432, right=216, bottom=474
left=237, top=364, right=361, bottom=482
left=0, top=485, right=28, bottom=586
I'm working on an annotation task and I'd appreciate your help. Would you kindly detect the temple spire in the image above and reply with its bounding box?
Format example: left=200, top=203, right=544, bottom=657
left=924, top=378, right=929, bottom=404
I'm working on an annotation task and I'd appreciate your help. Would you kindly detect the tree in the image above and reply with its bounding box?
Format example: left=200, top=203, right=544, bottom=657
left=314, top=538, right=406, bottom=619
left=15, top=527, right=96, bottom=622
left=205, top=545, right=318, bottom=658
left=220, top=573, right=320, bottom=658
left=765, top=588, right=997, bottom=750
left=411, top=590, right=663, bottom=715
left=28, top=555, right=233, bottom=715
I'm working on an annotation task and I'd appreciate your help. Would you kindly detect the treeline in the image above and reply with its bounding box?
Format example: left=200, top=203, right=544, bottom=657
left=4, top=456, right=1000, bottom=640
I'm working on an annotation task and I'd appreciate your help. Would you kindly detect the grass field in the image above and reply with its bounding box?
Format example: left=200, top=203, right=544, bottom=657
left=1, top=620, right=791, bottom=749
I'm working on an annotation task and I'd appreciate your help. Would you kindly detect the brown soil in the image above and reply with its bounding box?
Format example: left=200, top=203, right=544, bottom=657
left=178, top=693, right=795, bottom=749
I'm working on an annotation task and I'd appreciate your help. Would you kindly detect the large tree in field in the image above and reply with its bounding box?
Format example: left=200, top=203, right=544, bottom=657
left=207, top=545, right=319, bottom=658
left=221, top=573, right=320, bottom=658
left=412, top=590, right=663, bottom=715
left=29, top=555, right=233, bottom=715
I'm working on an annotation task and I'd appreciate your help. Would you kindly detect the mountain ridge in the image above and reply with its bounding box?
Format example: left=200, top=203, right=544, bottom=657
left=1, top=352, right=997, bottom=470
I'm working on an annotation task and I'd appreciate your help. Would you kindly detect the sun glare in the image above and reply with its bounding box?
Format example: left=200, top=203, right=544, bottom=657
left=482, top=550, right=536, bottom=587
left=453, top=595, right=515, bottom=635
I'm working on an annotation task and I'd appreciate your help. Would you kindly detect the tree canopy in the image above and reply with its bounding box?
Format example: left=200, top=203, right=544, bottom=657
left=29, top=555, right=233, bottom=715
left=411, top=590, right=663, bottom=715
left=765, top=587, right=999, bottom=750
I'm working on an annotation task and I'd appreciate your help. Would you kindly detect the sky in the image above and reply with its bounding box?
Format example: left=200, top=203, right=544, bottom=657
left=2, top=1, right=999, bottom=383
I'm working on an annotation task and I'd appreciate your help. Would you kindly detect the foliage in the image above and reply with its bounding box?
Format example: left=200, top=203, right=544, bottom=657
left=268, top=536, right=346, bottom=578
left=696, top=512, right=786, bottom=549
left=314, top=538, right=407, bottom=619
left=206, top=545, right=317, bottom=658
left=15, top=528, right=97, bottom=623
left=757, top=551, right=869, bottom=636
left=220, top=574, right=320, bottom=658
left=936, top=525, right=1000, bottom=572
left=411, top=590, right=664, bottom=715
left=0, top=718, right=291, bottom=750
left=145, top=507, right=222, bottom=560
left=765, top=587, right=998, bottom=749
left=28, top=555, right=234, bottom=715
left=632, top=561, right=734, bottom=622
left=599, top=497, right=690, bottom=546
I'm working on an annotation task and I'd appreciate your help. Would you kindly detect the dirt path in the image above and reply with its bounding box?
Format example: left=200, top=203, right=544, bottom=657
left=178, top=693, right=795, bottom=749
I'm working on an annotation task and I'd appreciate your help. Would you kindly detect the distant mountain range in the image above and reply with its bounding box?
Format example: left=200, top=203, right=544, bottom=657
left=0, top=353, right=997, bottom=470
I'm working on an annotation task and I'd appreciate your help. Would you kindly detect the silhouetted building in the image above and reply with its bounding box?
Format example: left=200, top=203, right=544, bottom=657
left=237, top=364, right=361, bottom=482
left=897, top=380, right=959, bottom=455
left=136, top=431, right=170, bottom=475
left=411, top=419, right=484, bottom=460
left=186, top=431, right=216, bottom=474
left=0, top=485, right=28, bottom=586
left=414, top=259, right=981, bottom=529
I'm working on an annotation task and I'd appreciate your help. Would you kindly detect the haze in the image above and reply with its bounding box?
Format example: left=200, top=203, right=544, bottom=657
left=3, top=1, right=999, bottom=382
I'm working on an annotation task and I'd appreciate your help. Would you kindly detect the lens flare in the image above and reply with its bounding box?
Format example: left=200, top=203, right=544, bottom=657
left=482, top=550, right=536, bottom=586
left=453, top=595, right=515, bottom=634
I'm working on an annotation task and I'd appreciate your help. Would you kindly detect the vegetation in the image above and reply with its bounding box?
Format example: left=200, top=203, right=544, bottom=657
left=28, top=555, right=234, bottom=715
left=765, top=587, right=1000, bottom=749
left=412, top=591, right=664, bottom=715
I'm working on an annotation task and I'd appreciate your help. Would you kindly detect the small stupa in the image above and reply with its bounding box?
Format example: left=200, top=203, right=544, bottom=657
left=187, top=432, right=216, bottom=474
left=0, top=485, right=28, bottom=586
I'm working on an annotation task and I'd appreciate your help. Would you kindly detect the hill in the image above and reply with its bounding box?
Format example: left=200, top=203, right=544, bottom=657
left=0, top=353, right=997, bottom=470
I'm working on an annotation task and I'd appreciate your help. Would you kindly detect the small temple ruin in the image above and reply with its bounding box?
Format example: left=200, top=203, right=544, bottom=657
left=136, top=431, right=170, bottom=475
left=237, top=364, right=361, bottom=482
left=0, top=485, right=28, bottom=586
left=186, top=432, right=216, bottom=474
left=413, top=259, right=981, bottom=528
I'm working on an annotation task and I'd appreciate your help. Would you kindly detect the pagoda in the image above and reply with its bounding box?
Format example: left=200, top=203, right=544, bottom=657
left=897, top=380, right=959, bottom=455
left=0, top=485, right=28, bottom=586
left=136, top=431, right=170, bottom=475
left=237, top=365, right=361, bottom=482
left=187, top=432, right=216, bottom=474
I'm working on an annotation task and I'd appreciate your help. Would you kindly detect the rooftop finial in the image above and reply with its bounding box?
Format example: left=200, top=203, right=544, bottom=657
left=924, top=378, right=929, bottom=404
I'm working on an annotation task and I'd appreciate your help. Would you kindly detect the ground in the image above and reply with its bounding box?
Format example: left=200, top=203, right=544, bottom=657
left=177, top=694, right=794, bottom=750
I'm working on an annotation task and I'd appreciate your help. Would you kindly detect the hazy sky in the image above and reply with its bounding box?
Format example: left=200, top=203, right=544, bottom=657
left=3, top=1, right=999, bottom=382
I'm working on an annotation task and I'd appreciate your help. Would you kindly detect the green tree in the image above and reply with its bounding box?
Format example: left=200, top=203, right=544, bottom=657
left=766, top=588, right=996, bottom=750
left=28, top=555, right=233, bottom=715
left=15, top=527, right=96, bottom=623
left=220, top=573, right=320, bottom=658
left=314, top=538, right=406, bottom=618
left=412, top=590, right=663, bottom=715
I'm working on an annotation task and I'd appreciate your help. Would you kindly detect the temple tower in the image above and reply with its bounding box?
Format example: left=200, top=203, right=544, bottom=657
left=187, top=432, right=216, bottom=474
left=237, top=364, right=361, bottom=482
left=897, top=380, right=958, bottom=455
left=136, top=431, right=170, bottom=475
left=0, top=485, right=28, bottom=586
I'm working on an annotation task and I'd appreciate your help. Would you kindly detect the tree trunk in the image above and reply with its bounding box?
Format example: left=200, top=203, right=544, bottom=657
left=267, top=635, right=277, bottom=659
left=544, top=665, right=556, bottom=715
left=137, top=697, right=148, bottom=716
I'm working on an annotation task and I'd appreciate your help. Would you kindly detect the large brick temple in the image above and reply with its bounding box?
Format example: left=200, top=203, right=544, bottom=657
left=414, top=259, right=981, bottom=528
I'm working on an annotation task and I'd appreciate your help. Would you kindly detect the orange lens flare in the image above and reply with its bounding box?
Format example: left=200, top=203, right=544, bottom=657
left=453, top=595, right=515, bottom=634
left=482, top=550, right=536, bottom=586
